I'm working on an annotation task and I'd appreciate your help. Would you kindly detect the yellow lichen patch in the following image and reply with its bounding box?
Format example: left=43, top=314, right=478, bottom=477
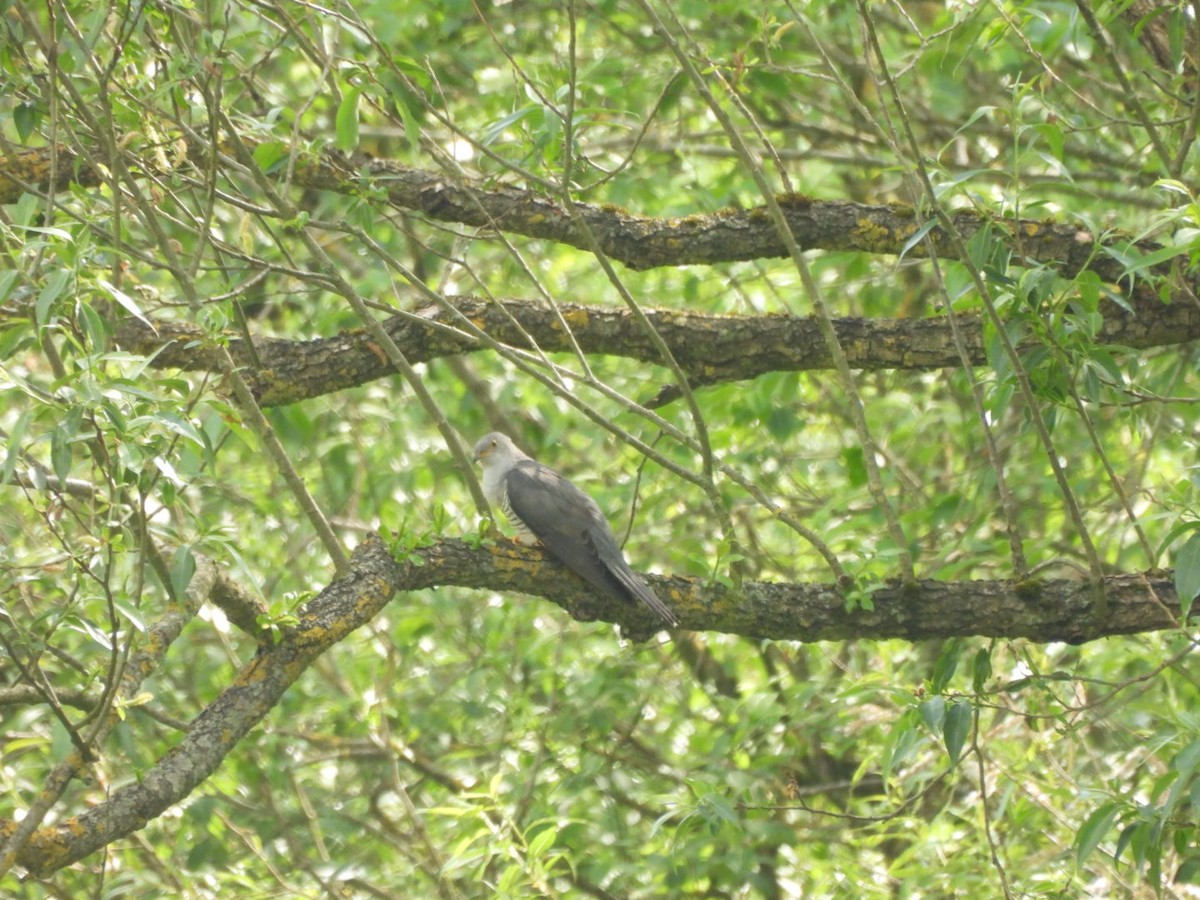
left=1023, top=222, right=1041, bottom=237
left=277, top=655, right=310, bottom=683
left=562, top=307, right=589, bottom=328
left=851, top=217, right=895, bottom=250
left=778, top=192, right=815, bottom=209
left=651, top=309, right=684, bottom=326
left=489, top=550, right=543, bottom=580
left=233, top=655, right=277, bottom=686
left=65, top=817, right=90, bottom=837
left=27, top=825, right=83, bottom=874
left=527, top=214, right=546, bottom=224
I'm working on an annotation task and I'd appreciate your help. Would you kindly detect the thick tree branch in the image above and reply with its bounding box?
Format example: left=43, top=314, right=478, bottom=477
left=0, top=141, right=1180, bottom=281
left=4, top=532, right=1180, bottom=875
left=0, top=555, right=216, bottom=877
left=5, top=537, right=396, bottom=877
left=100, top=290, right=1200, bottom=408
left=406, top=538, right=1180, bottom=644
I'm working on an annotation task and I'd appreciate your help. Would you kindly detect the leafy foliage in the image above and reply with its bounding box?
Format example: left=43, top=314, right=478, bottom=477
left=2, top=0, right=1200, bottom=896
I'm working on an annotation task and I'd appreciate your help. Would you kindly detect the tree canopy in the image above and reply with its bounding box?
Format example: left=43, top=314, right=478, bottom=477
left=3, top=0, right=1200, bottom=896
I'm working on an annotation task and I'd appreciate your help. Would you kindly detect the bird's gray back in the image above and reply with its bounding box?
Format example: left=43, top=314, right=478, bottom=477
left=504, top=460, right=625, bottom=592
left=506, top=461, right=605, bottom=530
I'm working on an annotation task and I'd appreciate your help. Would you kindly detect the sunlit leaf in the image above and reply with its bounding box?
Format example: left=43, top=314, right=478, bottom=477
left=336, top=86, right=363, bottom=153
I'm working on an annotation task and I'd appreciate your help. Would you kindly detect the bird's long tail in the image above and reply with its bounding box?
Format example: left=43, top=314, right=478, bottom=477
left=606, top=559, right=678, bottom=627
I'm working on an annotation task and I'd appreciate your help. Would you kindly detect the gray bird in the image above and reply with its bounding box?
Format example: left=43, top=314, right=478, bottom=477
left=472, top=432, right=678, bottom=628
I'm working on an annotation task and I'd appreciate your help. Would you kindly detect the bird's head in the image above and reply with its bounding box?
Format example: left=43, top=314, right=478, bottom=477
left=472, top=432, right=525, bottom=468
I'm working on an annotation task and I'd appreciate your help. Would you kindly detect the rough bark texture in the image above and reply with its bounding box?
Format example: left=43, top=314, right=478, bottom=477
left=7, top=138, right=1198, bottom=410
left=98, top=288, right=1200, bottom=409
left=408, top=538, right=1180, bottom=644
left=0, top=140, right=1187, bottom=280
left=5, top=538, right=397, bottom=877
left=4, top=533, right=1181, bottom=876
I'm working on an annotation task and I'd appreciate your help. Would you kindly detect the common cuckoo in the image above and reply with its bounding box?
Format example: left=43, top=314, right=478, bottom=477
left=472, top=432, right=678, bottom=627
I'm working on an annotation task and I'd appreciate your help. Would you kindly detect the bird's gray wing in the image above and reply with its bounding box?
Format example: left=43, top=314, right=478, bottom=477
left=505, top=460, right=677, bottom=626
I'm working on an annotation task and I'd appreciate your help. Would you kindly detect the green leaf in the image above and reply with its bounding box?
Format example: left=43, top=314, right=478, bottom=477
left=526, top=824, right=557, bottom=858
left=252, top=141, right=289, bottom=174
left=1157, top=520, right=1200, bottom=567
left=481, top=106, right=539, bottom=147
left=0, top=410, right=30, bottom=487
left=1155, top=179, right=1193, bottom=198
left=1177, top=857, right=1200, bottom=885
left=965, top=222, right=1012, bottom=276
left=36, top=269, right=72, bottom=327
left=971, top=648, right=992, bottom=692
left=50, top=408, right=84, bottom=483
left=386, top=54, right=432, bottom=93
left=1157, top=739, right=1200, bottom=823
left=1174, top=737, right=1200, bottom=775
left=99, top=279, right=154, bottom=328
left=65, top=613, right=114, bottom=650
left=694, top=791, right=740, bottom=830
left=336, top=86, right=363, bottom=153
left=841, top=446, right=867, bottom=488
left=919, top=695, right=945, bottom=732
left=0, top=269, right=18, bottom=305
left=76, top=297, right=111, bottom=349
left=1075, top=801, right=1122, bottom=865
left=930, top=639, right=960, bottom=694
left=932, top=168, right=991, bottom=200
left=882, top=708, right=920, bottom=785
left=765, top=406, right=799, bottom=440
left=1031, top=121, right=1064, bottom=162
left=898, top=217, right=939, bottom=261
left=1117, top=240, right=1193, bottom=278
left=395, top=93, right=422, bottom=156
left=171, top=546, right=196, bottom=601
left=955, top=105, right=996, bottom=134
left=943, top=700, right=972, bottom=764
left=14, top=102, right=40, bottom=143
left=1175, top=531, right=1200, bottom=621
left=129, top=412, right=206, bottom=447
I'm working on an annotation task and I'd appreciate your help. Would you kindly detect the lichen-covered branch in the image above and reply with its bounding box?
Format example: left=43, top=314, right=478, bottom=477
left=4, top=531, right=1179, bottom=875
left=411, top=538, right=1180, bottom=644
left=0, top=140, right=1181, bottom=282
left=5, top=537, right=396, bottom=877
left=102, top=290, right=1200, bottom=408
